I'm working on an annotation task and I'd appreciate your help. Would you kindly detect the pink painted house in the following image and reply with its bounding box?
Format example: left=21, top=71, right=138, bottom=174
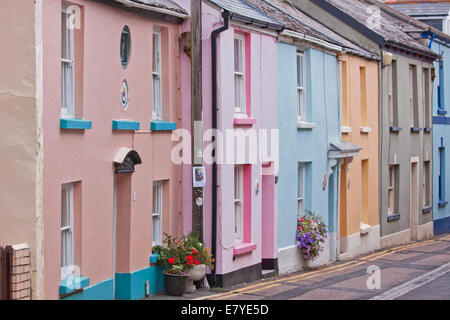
left=180, top=0, right=283, bottom=287
left=44, top=0, right=188, bottom=300
left=0, top=0, right=187, bottom=300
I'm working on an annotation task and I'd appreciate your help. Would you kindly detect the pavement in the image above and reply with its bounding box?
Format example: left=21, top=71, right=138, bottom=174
left=147, top=234, right=450, bottom=300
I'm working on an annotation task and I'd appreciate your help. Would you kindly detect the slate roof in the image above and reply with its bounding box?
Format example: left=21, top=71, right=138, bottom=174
left=388, top=2, right=450, bottom=17
left=244, top=0, right=377, bottom=58
left=117, top=0, right=188, bottom=15
left=207, top=0, right=284, bottom=30
left=370, top=0, right=450, bottom=45
left=321, top=0, right=437, bottom=56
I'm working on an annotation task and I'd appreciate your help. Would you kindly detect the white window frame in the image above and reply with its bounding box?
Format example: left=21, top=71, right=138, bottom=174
left=388, top=63, right=394, bottom=126
left=388, top=166, right=395, bottom=214
left=61, top=183, right=74, bottom=279
left=234, top=166, right=244, bottom=242
left=234, top=34, right=246, bottom=114
left=152, top=181, right=163, bottom=246
left=409, top=65, right=418, bottom=127
left=297, top=52, right=307, bottom=122
left=61, top=5, right=75, bottom=118
left=152, top=29, right=163, bottom=121
left=298, top=163, right=306, bottom=216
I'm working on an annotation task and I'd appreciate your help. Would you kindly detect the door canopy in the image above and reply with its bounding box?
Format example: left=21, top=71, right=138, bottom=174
left=113, top=147, right=142, bottom=174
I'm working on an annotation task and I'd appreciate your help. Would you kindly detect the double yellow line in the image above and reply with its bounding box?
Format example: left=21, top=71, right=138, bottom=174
left=196, top=236, right=449, bottom=300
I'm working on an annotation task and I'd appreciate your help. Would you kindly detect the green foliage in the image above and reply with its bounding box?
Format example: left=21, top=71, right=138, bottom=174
left=152, top=232, right=215, bottom=275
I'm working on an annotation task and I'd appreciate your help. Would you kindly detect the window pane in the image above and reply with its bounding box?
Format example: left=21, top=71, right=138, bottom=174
left=234, top=167, right=240, bottom=199
left=61, top=12, right=68, bottom=59
left=234, top=38, right=242, bottom=73
left=153, top=33, right=160, bottom=73
left=61, top=189, right=68, bottom=228
left=153, top=75, right=161, bottom=119
left=297, top=54, right=303, bottom=88
left=298, top=164, right=303, bottom=198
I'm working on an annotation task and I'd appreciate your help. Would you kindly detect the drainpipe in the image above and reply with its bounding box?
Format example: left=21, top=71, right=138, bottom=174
left=336, top=53, right=343, bottom=261
left=211, top=10, right=229, bottom=286
left=335, top=159, right=341, bottom=261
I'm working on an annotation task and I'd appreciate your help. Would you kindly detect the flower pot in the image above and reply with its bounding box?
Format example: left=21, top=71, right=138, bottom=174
left=164, top=273, right=189, bottom=296
left=186, top=264, right=206, bottom=293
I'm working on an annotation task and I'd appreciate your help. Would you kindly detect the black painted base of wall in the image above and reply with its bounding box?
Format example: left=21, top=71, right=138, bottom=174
left=434, top=216, right=450, bottom=236
left=207, top=263, right=262, bottom=288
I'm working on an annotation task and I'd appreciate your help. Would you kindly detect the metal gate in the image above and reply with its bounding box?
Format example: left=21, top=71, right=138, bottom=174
left=0, top=246, right=13, bottom=300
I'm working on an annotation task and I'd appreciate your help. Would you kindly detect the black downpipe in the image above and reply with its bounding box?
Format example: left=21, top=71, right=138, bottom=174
left=211, top=10, right=229, bottom=286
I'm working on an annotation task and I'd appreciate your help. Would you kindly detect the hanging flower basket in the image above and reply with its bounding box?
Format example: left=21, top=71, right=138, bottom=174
left=296, top=211, right=328, bottom=261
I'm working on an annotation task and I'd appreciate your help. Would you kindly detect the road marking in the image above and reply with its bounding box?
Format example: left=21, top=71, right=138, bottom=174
left=370, top=262, right=450, bottom=300
left=196, top=238, right=442, bottom=300
left=194, top=260, right=359, bottom=300
left=211, top=261, right=366, bottom=300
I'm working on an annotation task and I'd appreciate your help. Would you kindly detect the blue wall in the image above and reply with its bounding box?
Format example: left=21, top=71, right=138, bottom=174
left=431, top=40, right=450, bottom=235
left=61, top=278, right=114, bottom=300
left=277, top=42, right=340, bottom=249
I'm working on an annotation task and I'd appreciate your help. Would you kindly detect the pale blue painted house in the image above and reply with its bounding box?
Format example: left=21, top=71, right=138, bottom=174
left=246, top=0, right=367, bottom=274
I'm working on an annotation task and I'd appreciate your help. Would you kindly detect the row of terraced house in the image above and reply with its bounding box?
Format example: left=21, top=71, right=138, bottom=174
left=0, top=0, right=449, bottom=300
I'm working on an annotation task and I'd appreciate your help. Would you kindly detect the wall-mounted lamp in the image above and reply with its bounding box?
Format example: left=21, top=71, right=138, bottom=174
left=382, top=51, right=393, bottom=67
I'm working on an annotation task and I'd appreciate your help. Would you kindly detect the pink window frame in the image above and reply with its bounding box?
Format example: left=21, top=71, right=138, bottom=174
left=233, top=31, right=256, bottom=126
left=233, top=164, right=256, bottom=256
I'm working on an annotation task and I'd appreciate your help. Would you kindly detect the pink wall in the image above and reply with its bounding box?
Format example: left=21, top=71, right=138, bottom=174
left=181, top=2, right=278, bottom=276
left=42, top=0, right=181, bottom=299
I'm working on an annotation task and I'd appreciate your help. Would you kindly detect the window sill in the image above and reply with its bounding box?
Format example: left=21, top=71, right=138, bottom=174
left=297, top=121, right=316, bottom=130
left=424, top=127, right=432, bottom=133
left=387, top=213, right=400, bottom=222
left=342, top=126, right=352, bottom=133
left=113, top=120, right=140, bottom=131
left=410, top=127, right=422, bottom=133
left=233, top=117, right=256, bottom=126
left=150, top=121, right=177, bottom=131
left=438, top=200, right=448, bottom=208
left=360, top=126, right=372, bottom=134
left=437, top=109, right=447, bottom=116
left=422, top=206, right=432, bottom=214
left=60, top=118, right=92, bottom=130
left=59, top=276, right=90, bottom=296
left=233, top=242, right=257, bottom=256
left=389, top=126, right=402, bottom=133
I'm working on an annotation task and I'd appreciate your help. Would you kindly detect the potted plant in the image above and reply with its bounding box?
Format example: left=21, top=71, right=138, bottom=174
left=152, top=234, right=195, bottom=296
left=296, top=211, right=328, bottom=262
left=183, top=232, right=215, bottom=292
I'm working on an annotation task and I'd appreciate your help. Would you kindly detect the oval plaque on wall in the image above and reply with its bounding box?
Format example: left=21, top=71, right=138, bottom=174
left=121, top=79, right=129, bottom=110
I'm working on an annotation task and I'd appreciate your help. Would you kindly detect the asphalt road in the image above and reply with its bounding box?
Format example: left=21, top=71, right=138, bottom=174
left=148, top=234, right=450, bottom=300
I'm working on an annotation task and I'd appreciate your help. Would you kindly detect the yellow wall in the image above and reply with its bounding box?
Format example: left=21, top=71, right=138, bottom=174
left=340, top=54, right=379, bottom=237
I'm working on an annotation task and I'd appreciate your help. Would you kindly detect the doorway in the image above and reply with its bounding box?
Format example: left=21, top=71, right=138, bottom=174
left=113, top=173, right=132, bottom=298
left=261, top=168, right=276, bottom=276
left=410, top=159, right=419, bottom=240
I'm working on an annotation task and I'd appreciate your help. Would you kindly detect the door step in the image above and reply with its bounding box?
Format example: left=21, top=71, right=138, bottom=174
left=262, top=269, right=276, bottom=279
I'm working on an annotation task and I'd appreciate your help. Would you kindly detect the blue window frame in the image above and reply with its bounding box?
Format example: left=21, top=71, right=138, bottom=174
left=438, top=139, right=447, bottom=207
left=437, top=58, right=446, bottom=114
left=439, top=146, right=445, bottom=199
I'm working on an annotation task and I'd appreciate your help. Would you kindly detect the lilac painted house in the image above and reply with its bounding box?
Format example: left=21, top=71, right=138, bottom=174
left=180, top=0, right=284, bottom=287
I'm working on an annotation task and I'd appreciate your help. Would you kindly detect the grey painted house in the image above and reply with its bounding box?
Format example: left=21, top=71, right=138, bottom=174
left=291, top=0, right=439, bottom=247
left=385, top=1, right=450, bottom=235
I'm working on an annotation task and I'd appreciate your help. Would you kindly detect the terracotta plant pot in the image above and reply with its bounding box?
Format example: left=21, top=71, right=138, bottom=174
left=186, top=264, right=206, bottom=293
left=164, top=273, right=189, bottom=296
